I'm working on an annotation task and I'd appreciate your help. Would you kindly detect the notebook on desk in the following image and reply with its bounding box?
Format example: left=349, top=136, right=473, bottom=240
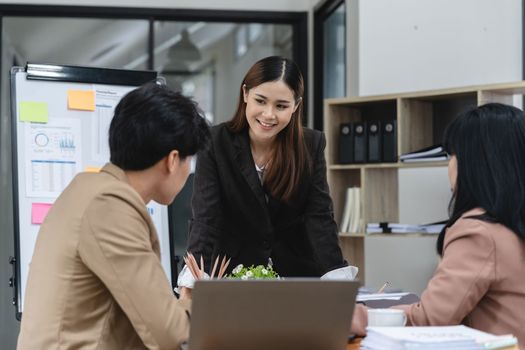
left=187, top=279, right=359, bottom=350
left=357, top=292, right=420, bottom=308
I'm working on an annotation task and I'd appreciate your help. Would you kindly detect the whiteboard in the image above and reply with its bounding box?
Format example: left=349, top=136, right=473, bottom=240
left=10, top=65, right=173, bottom=317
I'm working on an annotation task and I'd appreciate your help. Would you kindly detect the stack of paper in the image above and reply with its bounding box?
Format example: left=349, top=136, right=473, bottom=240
left=390, top=222, right=446, bottom=234
left=422, top=222, right=447, bottom=234
left=400, top=144, right=449, bottom=163
left=361, top=325, right=518, bottom=350
left=388, top=223, right=424, bottom=233
left=366, top=223, right=384, bottom=234
left=357, top=292, right=420, bottom=308
left=365, top=222, right=446, bottom=234
left=357, top=292, right=410, bottom=302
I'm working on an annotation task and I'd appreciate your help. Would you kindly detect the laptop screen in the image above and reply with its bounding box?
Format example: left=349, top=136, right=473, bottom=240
left=187, top=279, right=359, bottom=350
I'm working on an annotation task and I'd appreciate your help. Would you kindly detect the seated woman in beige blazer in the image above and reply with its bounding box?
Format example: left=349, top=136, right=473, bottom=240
left=352, top=103, right=525, bottom=348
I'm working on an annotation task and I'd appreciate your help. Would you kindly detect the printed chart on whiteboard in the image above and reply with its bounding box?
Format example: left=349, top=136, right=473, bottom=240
left=25, top=119, right=82, bottom=198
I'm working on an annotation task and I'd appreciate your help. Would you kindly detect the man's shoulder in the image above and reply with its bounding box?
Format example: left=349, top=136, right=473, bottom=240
left=96, top=175, right=143, bottom=207
left=67, top=170, right=143, bottom=212
left=76, top=170, right=132, bottom=195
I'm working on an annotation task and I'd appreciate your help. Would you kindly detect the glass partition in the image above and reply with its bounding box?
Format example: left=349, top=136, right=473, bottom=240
left=323, top=3, right=346, bottom=99
left=155, top=21, right=293, bottom=125
left=3, top=17, right=149, bottom=69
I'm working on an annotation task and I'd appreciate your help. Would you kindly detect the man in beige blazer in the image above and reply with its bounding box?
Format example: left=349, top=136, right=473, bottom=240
left=17, top=82, right=210, bottom=349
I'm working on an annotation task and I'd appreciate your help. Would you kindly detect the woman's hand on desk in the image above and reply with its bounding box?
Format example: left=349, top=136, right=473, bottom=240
left=351, top=304, right=368, bottom=336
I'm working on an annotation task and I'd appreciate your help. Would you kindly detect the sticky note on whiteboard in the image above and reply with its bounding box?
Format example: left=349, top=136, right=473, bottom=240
left=19, top=102, right=48, bottom=123
left=68, top=89, right=95, bottom=111
left=32, top=203, right=52, bottom=225
left=84, top=166, right=101, bottom=173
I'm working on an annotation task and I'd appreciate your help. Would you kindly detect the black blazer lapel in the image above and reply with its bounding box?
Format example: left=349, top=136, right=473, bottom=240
left=231, top=130, right=270, bottom=215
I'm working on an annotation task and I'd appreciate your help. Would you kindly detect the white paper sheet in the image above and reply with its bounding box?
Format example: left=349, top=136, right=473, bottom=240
left=91, top=85, right=130, bottom=162
left=357, top=292, right=410, bottom=301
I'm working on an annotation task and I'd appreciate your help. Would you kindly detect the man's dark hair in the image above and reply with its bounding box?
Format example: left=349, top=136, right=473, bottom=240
left=109, top=82, right=210, bottom=170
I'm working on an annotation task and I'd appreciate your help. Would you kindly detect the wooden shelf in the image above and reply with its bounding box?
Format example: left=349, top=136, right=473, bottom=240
left=325, top=80, right=525, bottom=105
left=325, top=81, right=525, bottom=285
left=339, top=233, right=366, bottom=238
left=339, top=233, right=439, bottom=238
left=329, top=161, right=448, bottom=170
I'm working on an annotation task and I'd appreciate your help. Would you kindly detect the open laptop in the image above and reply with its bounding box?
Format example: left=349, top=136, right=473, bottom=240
left=187, top=279, right=359, bottom=350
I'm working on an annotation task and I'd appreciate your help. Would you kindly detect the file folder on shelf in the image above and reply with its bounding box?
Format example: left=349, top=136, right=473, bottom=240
left=338, top=123, right=354, bottom=164
left=382, top=120, right=397, bottom=162
left=367, top=121, right=381, bottom=163
left=399, top=144, right=448, bottom=161
left=353, top=122, right=367, bottom=163
left=399, top=144, right=444, bottom=159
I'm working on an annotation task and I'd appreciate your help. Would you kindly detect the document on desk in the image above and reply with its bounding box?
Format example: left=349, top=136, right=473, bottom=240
left=361, top=325, right=518, bottom=350
left=357, top=292, right=420, bottom=308
left=357, top=293, right=409, bottom=301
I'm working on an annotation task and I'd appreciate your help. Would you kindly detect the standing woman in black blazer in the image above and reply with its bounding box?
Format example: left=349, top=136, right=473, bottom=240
left=187, top=56, right=347, bottom=277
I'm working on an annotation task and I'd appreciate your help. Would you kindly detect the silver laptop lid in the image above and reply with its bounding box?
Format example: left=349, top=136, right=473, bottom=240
left=188, top=279, right=358, bottom=350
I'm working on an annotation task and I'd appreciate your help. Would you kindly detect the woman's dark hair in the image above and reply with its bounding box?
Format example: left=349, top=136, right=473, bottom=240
left=109, top=82, right=210, bottom=170
left=228, top=56, right=309, bottom=202
left=437, top=102, right=525, bottom=255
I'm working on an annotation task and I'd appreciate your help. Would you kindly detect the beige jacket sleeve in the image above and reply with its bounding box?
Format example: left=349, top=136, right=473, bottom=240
left=395, top=218, right=495, bottom=325
left=78, top=193, right=190, bottom=350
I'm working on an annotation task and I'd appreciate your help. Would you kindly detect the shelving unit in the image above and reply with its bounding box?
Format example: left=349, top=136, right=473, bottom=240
left=325, top=81, right=525, bottom=285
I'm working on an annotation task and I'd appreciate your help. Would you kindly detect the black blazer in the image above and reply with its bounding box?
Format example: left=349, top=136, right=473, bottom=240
left=187, top=123, right=346, bottom=277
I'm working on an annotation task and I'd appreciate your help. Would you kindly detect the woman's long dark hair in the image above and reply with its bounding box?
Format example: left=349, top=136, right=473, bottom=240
left=437, top=103, right=525, bottom=255
left=228, top=56, right=309, bottom=202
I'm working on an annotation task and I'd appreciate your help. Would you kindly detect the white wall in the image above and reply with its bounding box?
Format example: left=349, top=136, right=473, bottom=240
left=357, top=0, right=522, bottom=95
left=350, top=0, right=523, bottom=294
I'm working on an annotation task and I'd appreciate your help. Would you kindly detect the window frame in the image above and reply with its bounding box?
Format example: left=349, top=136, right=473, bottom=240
left=313, top=0, right=345, bottom=131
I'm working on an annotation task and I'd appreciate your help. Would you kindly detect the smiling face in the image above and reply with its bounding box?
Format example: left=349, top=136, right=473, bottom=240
left=243, top=80, right=299, bottom=145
